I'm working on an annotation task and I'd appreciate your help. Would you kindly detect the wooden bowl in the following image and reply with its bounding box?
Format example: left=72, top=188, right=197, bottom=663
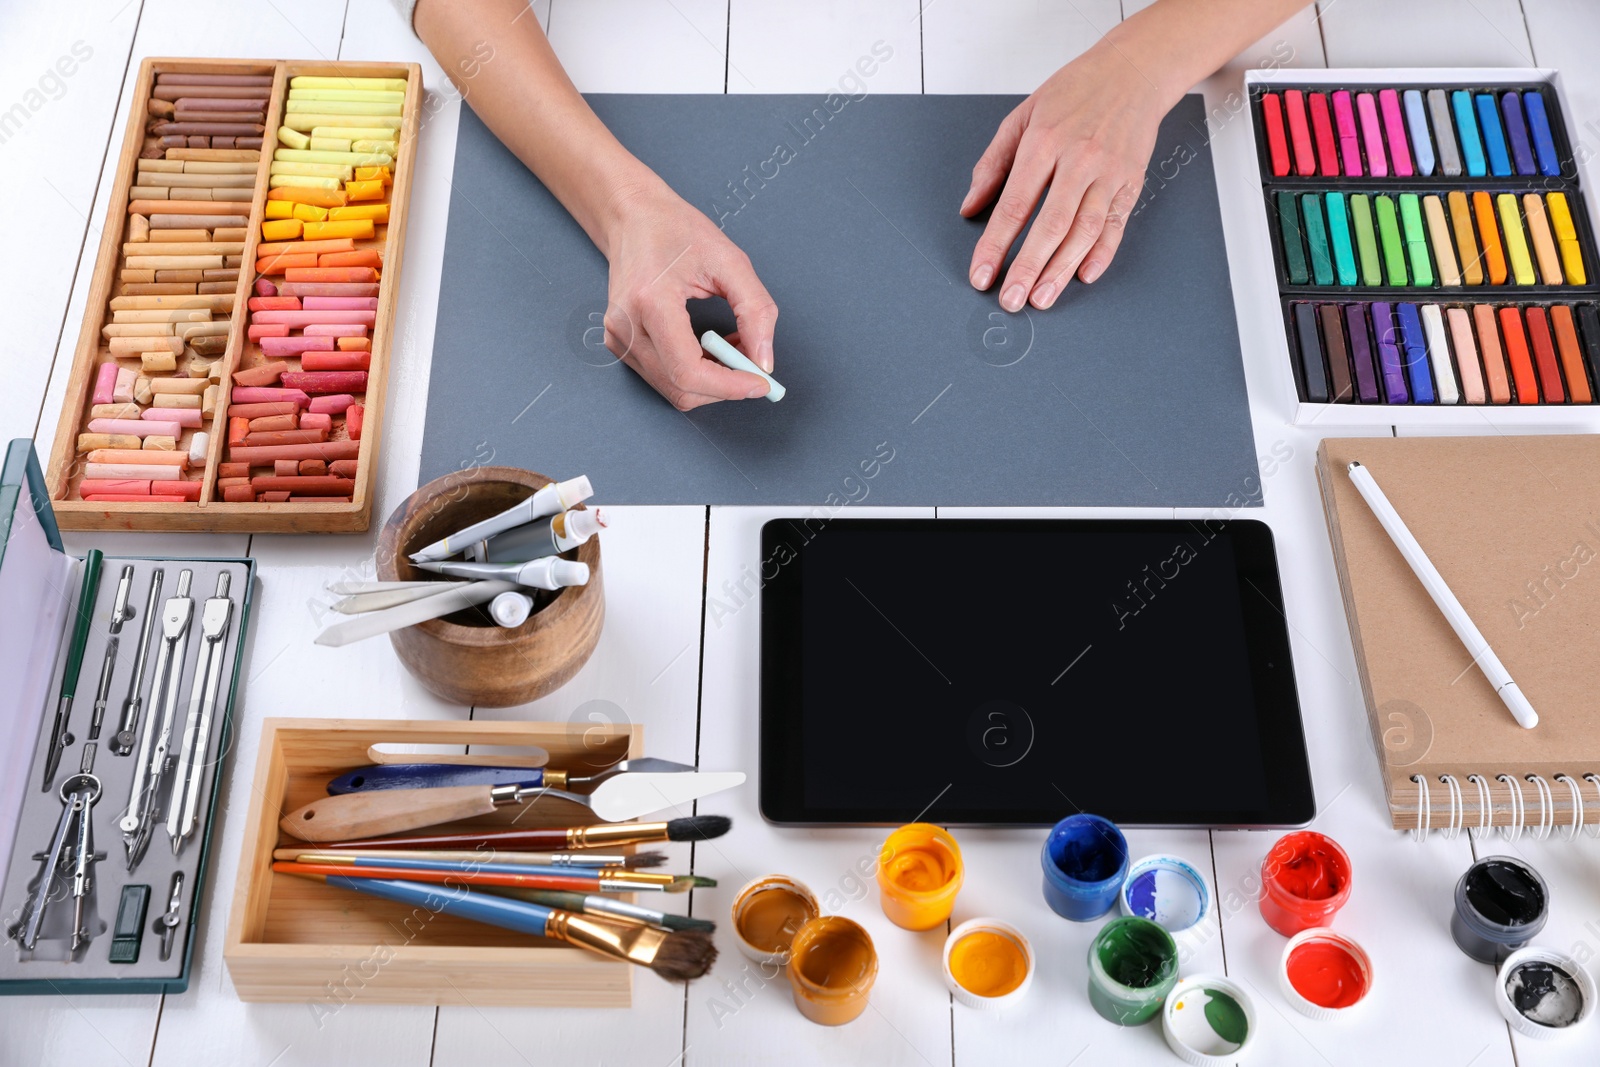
left=377, top=466, right=604, bottom=706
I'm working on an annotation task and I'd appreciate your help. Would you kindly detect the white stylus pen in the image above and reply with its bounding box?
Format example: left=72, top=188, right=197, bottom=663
left=1347, top=461, right=1537, bottom=729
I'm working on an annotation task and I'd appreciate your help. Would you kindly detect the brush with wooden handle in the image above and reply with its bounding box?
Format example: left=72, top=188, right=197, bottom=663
left=279, top=772, right=745, bottom=841
left=311, top=814, right=731, bottom=852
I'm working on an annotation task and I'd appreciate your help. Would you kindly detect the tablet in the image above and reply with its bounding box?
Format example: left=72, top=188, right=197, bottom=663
left=759, top=518, right=1315, bottom=827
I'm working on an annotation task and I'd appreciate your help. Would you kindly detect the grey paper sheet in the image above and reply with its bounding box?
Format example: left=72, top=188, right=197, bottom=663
left=422, top=94, right=1262, bottom=507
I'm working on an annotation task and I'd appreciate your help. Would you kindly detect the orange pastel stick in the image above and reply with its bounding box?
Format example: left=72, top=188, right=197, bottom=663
left=1498, top=307, right=1539, bottom=403
left=255, top=253, right=318, bottom=274
left=255, top=238, right=357, bottom=258
left=1473, top=192, right=1508, bottom=284
left=337, top=336, right=371, bottom=351
left=318, top=250, right=382, bottom=269
left=1550, top=305, right=1593, bottom=403
left=284, top=266, right=378, bottom=283
left=266, top=186, right=348, bottom=209
left=1473, top=305, right=1511, bottom=404
left=223, top=485, right=257, bottom=502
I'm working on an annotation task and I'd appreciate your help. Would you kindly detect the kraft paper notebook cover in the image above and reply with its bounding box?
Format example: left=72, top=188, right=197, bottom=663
left=1316, top=434, right=1600, bottom=834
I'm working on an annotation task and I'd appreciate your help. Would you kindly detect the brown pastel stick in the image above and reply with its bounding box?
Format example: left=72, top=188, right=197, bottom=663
left=153, top=270, right=205, bottom=282
left=149, top=85, right=273, bottom=101
left=159, top=135, right=187, bottom=149
left=120, top=283, right=197, bottom=295
left=260, top=491, right=291, bottom=502
left=227, top=440, right=360, bottom=464
left=223, top=485, right=256, bottom=502
left=190, top=336, right=228, bottom=356
left=253, top=415, right=300, bottom=433
left=151, top=480, right=203, bottom=501
left=148, top=228, right=213, bottom=242
left=242, top=430, right=328, bottom=447
left=78, top=433, right=142, bottom=451
left=328, top=460, right=358, bottom=479
left=232, top=361, right=289, bottom=387
left=155, top=73, right=273, bottom=86
left=167, top=148, right=260, bottom=162
left=277, top=282, right=379, bottom=298
left=147, top=98, right=175, bottom=118
left=218, top=462, right=250, bottom=479
left=217, top=477, right=253, bottom=490
left=172, top=110, right=264, bottom=123
left=152, top=214, right=249, bottom=229
left=273, top=459, right=299, bottom=477
left=172, top=96, right=268, bottom=110
left=227, top=402, right=298, bottom=419
left=130, top=199, right=252, bottom=216
left=198, top=281, right=237, bottom=294
left=151, top=123, right=266, bottom=137
left=128, top=213, right=150, bottom=242
left=119, top=269, right=156, bottom=283
left=298, top=459, right=328, bottom=477
left=237, top=137, right=263, bottom=149
left=186, top=137, right=209, bottom=148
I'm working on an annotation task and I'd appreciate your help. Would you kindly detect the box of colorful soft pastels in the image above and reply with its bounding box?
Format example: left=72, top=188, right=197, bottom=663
left=0, top=439, right=256, bottom=993
left=1246, top=68, right=1600, bottom=425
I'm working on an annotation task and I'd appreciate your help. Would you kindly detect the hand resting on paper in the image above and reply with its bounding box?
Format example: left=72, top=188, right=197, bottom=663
left=963, top=0, right=1310, bottom=312
left=412, top=0, right=777, bottom=410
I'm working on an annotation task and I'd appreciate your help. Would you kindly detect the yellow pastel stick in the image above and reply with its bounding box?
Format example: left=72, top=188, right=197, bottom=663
left=269, top=174, right=342, bottom=191
left=286, top=99, right=404, bottom=116
left=1547, top=192, right=1587, bottom=285
left=287, top=88, right=406, bottom=103
left=351, top=139, right=397, bottom=156
left=303, top=219, right=375, bottom=241
left=270, top=160, right=353, bottom=180
left=290, top=75, right=408, bottom=92
left=293, top=202, right=330, bottom=223
left=328, top=203, right=389, bottom=223
left=282, top=113, right=402, bottom=132
left=344, top=179, right=384, bottom=201
left=264, top=200, right=295, bottom=220
left=277, top=147, right=394, bottom=168
left=308, top=137, right=352, bottom=153
left=1496, top=193, right=1535, bottom=285
left=312, top=126, right=397, bottom=142
left=262, top=219, right=302, bottom=241
left=277, top=126, right=310, bottom=150
left=354, top=166, right=392, bottom=185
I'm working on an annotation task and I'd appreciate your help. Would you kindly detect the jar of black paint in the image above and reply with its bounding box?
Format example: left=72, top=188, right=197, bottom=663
left=1451, top=856, right=1548, bottom=965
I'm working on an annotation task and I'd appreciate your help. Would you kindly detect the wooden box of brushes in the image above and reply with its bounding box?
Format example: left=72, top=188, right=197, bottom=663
left=43, top=57, right=420, bottom=533
left=225, top=718, right=643, bottom=1006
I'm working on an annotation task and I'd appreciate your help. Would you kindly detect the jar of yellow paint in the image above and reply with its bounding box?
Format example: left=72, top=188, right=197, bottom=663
left=876, top=823, right=964, bottom=930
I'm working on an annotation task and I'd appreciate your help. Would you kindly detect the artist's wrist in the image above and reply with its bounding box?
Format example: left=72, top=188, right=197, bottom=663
left=592, top=165, right=673, bottom=260
left=1091, top=21, right=1201, bottom=116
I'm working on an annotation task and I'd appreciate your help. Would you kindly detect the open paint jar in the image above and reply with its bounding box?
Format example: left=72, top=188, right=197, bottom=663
left=1121, top=854, right=1211, bottom=933
left=1162, top=975, right=1256, bottom=1064
left=1278, top=927, right=1372, bottom=1018
left=731, top=875, right=820, bottom=965
left=1451, top=856, right=1548, bottom=965
left=942, top=917, right=1035, bottom=1010
left=1495, top=946, right=1596, bottom=1039
left=1086, top=916, right=1179, bottom=1025
left=786, top=916, right=879, bottom=1026
left=877, top=823, right=964, bottom=931
left=1258, top=831, right=1351, bottom=936
left=1041, top=814, right=1129, bottom=922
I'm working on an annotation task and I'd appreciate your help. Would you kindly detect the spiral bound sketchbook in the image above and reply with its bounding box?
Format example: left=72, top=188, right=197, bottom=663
left=1317, top=434, right=1600, bottom=834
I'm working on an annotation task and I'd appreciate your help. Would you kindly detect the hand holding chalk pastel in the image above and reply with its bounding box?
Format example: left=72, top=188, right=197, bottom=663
left=700, top=332, right=784, bottom=402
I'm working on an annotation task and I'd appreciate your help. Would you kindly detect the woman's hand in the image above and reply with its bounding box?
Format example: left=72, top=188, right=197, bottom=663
left=962, top=43, right=1170, bottom=311
left=602, top=182, right=778, bottom=411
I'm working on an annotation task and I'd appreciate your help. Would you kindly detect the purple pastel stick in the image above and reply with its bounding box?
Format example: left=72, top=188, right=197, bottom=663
left=1371, top=301, right=1409, bottom=403
left=1344, top=303, right=1379, bottom=403
left=1500, top=91, right=1536, bottom=176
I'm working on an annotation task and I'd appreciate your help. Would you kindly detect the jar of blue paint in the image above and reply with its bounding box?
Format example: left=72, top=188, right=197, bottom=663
left=1040, top=813, right=1129, bottom=921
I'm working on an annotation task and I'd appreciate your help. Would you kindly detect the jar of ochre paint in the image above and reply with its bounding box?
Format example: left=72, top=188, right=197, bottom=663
left=1041, top=814, right=1129, bottom=922
left=1086, top=916, right=1179, bottom=1025
left=1258, top=831, right=1351, bottom=936
left=786, top=916, right=879, bottom=1026
left=877, top=823, right=964, bottom=931
left=731, top=874, right=819, bottom=965
left=1451, top=856, right=1548, bottom=965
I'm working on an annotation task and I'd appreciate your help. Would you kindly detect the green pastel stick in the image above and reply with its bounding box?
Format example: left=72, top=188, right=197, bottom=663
left=1300, top=194, right=1334, bottom=286
left=1375, top=195, right=1408, bottom=286
left=1277, top=192, right=1309, bottom=284
left=1351, top=194, right=1382, bottom=286
left=1324, top=192, right=1358, bottom=286
left=1398, top=193, right=1433, bottom=287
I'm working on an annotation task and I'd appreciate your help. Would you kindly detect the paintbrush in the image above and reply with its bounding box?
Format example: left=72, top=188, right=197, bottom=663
left=485, top=887, right=716, bottom=933
left=277, top=855, right=714, bottom=891
left=313, top=814, right=731, bottom=852
left=288, top=871, right=715, bottom=981
left=271, top=848, right=667, bottom=869
left=272, top=861, right=708, bottom=893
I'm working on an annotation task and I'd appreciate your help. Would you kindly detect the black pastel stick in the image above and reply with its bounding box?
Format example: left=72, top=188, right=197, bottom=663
left=1293, top=302, right=1330, bottom=403
left=1319, top=303, right=1355, bottom=403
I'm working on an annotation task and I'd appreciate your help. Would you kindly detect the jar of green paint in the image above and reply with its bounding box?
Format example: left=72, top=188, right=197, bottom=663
left=1087, top=916, right=1179, bottom=1025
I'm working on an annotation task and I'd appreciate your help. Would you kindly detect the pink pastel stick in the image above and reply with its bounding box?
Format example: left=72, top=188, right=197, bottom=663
left=144, top=406, right=203, bottom=428
left=1377, top=88, right=1412, bottom=177
left=308, top=394, right=356, bottom=414
left=303, top=296, right=378, bottom=311
left=79, top=478, right=151, bottom=496
left=299, top=412, right=333, bottom=431
left=93, top=363, right=118, bottom=405
left=248, top=323, right=291, bottom=340
left=88, top=418, right=180, bottom=438
left=303, top=324, right=368, bottom=337
left=280, top=371, right=367, bottom=394
left=1333, top=91, right=1362, bottom=176
left=1356, top=91, right=1387, bottom=177
left=230, top=386, right=311, bottom=406
left=254, top=278, right=277, bottom=297
left=250, top=310, right=375, bottom=326
left=260, top=334, right=335, bottom=357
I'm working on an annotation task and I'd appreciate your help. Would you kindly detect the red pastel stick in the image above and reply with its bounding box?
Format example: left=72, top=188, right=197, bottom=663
left=80, top=479, right=151, bottom=496
left=301, top=352, right=371, bottom=371
left=1284, top=89, right=1315, bottom=176
left=151, top=479, right=203, bottom=500
left=1524, top=308, right=1566, bottom=403
left=280, top=371, right=368, bottom=394
left=85, top=494, right=187, bottom=502
left=1308, top=93, right=1339, bottom=177
left=348, top=403, right=365, bottom=441
left=1261, top=93, right=1290, bottom=176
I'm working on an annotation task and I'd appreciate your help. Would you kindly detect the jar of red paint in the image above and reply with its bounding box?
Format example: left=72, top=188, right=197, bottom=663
left=1258, top=831, right=1352, bottom=936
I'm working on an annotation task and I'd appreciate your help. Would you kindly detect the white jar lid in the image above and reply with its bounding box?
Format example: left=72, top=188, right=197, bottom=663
left=1163, top=974, right=1256, bottom=1064
left=1120, top=853, right=1212, bottom=933
left=1278, top=927, right=1372, bottom=1020
left=1495, top=946, right=1596, bottom=1039
left=942, top=917, right=1035, bottom=1010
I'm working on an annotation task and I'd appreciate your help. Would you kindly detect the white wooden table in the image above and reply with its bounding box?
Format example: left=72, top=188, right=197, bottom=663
left=4, top=2, right=1600, bottom=1064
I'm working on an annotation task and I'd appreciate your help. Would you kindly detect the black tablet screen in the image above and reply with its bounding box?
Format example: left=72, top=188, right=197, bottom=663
left=760, top=519, right=1314, bottom=826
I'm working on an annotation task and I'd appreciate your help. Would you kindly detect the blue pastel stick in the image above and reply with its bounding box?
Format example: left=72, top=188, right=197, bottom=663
left=1476, top=93, right=1511, bottom=176
left=1500, top=91, right=1536, bottom=176
left=1523, top=90, right=1560, bottom=177
left=1395, top=303, right=1434, bottom=404
left=1371, top=302, right=1409, bottom=403
left=1453, top=90, right=1486, bottom=176
left=1403, top=90, right=1435, bottom=176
